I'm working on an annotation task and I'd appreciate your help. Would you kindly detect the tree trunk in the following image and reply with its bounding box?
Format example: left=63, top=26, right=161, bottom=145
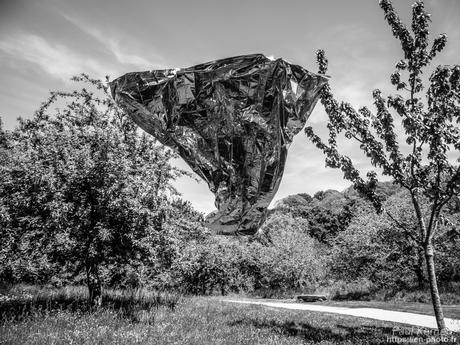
left=415, top=245, right=426, bottom=289
left=424, top=241, right=446, bottom=332
left=86, top=263, right=102, bottom=308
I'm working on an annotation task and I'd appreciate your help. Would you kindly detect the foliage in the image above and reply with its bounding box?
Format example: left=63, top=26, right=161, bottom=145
left=326, top=278, right=376, bottom=301
left=269, top=184, right=460, bottom=300
left=0, top=75, right=204, bottom=302
left=329, top=184, right=460, bottom=294
left=173, top=212, right=325, bottom=296
left=329, top=193, right=422, bottom=290
left=173, top=237, right=257, bottom=295
left=256, top=213, right=326, bottom=295
left=275, top=189, right=357, bottom=246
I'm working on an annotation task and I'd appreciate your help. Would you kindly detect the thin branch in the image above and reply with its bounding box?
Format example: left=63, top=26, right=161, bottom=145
left=385, top=210, right=419, bottom=244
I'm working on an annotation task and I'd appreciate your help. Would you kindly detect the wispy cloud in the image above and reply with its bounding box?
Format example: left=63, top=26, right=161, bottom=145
left=60, top=13, right=164, bottom=69
left=0, top=33, right=115, bottom=82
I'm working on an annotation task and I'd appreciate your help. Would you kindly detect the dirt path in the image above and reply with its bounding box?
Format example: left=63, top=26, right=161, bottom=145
left=221, top=299, right=460, bottom=332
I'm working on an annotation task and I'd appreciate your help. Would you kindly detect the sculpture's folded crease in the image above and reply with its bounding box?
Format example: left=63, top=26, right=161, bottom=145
left=110, top=54, right=328, bottom=235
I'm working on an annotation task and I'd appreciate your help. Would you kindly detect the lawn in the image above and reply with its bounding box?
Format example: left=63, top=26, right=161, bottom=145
left=1, top=287, right=459, bottom=344
left=320, top=300, right=460, bottom=320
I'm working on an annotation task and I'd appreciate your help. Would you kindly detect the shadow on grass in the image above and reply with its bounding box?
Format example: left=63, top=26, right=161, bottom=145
left=0, top=287, right=181, bottom=323
left=229, top=318, right=459, bottom=344
left=230, top=318, right=384, bottom=342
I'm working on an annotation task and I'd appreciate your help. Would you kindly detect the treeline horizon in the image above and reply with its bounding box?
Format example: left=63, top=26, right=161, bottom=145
left=0, top=65, right=458, bottom=307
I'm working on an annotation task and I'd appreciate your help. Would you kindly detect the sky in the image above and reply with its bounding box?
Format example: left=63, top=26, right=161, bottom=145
left=1, top=0, right=459, bottom=215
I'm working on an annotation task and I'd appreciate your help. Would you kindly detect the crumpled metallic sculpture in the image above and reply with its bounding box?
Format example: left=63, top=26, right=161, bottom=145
left=110, top=54, right=327, bottom=235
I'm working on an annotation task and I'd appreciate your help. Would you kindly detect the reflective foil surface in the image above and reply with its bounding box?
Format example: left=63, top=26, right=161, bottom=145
left=110, top=54, right=327, bottom=235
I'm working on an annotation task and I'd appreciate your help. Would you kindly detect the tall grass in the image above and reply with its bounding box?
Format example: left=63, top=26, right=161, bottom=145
left=0, top=285, right=180, bottom=323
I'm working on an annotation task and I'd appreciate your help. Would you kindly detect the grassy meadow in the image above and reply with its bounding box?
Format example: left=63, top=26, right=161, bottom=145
left=1, top=286, right=459, bottom=345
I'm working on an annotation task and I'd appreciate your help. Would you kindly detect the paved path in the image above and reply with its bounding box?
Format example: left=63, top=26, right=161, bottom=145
left=221, top=299, right=460, bottom=332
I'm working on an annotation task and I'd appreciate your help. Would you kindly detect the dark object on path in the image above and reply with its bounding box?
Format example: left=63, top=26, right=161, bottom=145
left=110, top=54, right=327, bottom=235
left=296, top=294, right=328, bottom=302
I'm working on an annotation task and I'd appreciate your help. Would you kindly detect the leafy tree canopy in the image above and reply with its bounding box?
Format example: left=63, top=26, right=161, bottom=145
left=0, top=75, right=205, bottom=303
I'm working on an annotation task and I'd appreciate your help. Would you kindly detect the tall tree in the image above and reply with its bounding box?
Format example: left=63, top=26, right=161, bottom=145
left=0, top=75, right=192, bottom=306
left=306, top=0, right=459, bottom=331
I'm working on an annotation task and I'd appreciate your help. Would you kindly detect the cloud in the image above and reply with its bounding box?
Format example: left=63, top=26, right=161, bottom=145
left=60, top=13, right=164, bottom=69
left=0, top=33, right=115, bottom=82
